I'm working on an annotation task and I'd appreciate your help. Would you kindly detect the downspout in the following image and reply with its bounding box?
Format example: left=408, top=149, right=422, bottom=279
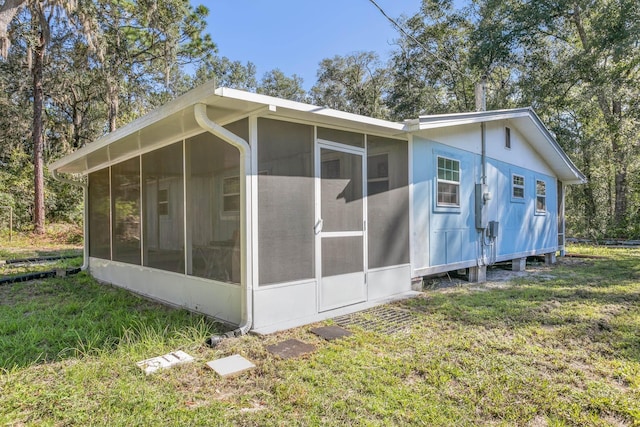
left=194, top=103, right=253, bottom=346
left=51, top=169, right=89, bottom=271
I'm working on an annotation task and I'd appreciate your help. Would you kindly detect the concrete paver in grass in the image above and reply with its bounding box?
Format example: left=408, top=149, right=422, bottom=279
left=206, top=354, right=256, bottom=377
left=265, top=339, right=316, bottom=359
left=309, top=325, right=353, bottom=341
left=136, top=350, right=194, bottom=375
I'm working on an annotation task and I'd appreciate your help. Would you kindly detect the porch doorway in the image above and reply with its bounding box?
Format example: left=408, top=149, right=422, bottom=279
left=316, top=142, right=367, bottom=311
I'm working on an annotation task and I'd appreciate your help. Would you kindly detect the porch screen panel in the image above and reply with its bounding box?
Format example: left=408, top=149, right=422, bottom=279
left=88, top=168, right=111, bottom=259
left=187, top=130, right=241, bottom=283
left=317, top=127, right=364, bottom=148
left=142, top=142, right=184, bottom=273
left=111, top=157, right=141, bottom=265
left=258, top=118, right=314, bottom=285
left=322, top=236, right=363, bottom=276
left=367, top=136, right=410, bottom=268
left=321, top=149, right=363, bottom=232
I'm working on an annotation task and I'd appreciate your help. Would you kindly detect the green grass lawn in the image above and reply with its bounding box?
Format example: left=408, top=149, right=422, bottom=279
left=0, top=244, right=638, bottom=426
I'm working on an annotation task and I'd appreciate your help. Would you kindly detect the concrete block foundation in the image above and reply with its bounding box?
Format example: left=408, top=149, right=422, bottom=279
left=512, top=257, right=527, bottom=272
left=468, top=265, right=487, bottom=283
left=544, top=252, right=557, bottom=265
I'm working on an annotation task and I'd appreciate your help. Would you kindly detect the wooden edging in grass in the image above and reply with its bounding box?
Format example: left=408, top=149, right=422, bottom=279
left=0, top=267, right=82, bottom=285
left=563, top=253, right=608, bottom=259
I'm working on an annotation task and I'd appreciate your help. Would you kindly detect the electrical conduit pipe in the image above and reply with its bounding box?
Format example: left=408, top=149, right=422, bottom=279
left=194, top=103, right=253, bottom=346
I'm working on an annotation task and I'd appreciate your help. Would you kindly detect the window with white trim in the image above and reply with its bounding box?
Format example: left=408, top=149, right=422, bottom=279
left=437, top=156, right=460, bottom=207
left=367, top=153, right=389, bottom=195
left=512, top=174, right=525, bottom=199
left=536, top=179, right=546, bottom=213
left=158, top=189, right=169, bottom=216
left=223, top=176, right=240, bottom=212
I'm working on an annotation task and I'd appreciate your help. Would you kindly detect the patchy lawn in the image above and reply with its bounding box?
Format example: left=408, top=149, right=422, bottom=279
left=0, top=245, right=638, bottom=426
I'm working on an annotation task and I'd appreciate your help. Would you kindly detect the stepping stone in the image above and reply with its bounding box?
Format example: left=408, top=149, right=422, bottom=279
left=206, top=354, right=255, bottom=377
left=136, top=350, right=194, bottom=375
left=265, top=338, right=316, bottom=359
left=310, top=325, right=353, bottom=341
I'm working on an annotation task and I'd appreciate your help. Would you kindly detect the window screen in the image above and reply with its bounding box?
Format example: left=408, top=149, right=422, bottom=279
left=142, top=142, right=184, bottom=273
left=258, top=118, right=314, bottom=285
left=317, top=127, right=365, bottom=148
left=322, top=236, right=364, bottom=276
left=88, top=168, right=111, bottom=259
left=321, top=149, right=363, bottom=232
left=367, top=136, right=410, bottom=268
left=187, top=131, right=241, bottom=283
left=111, top=157, right=141, bottom=265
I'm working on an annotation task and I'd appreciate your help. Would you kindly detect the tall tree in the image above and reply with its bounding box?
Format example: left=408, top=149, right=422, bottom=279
left=469, top=0, right=640, bottom=235
left=88, top=0, right=215, bottom=131
left=0, top=0, right=95, bottom=234
left=386, top=0, right=520, bottom=120
left=310, top=51, right=389, bottom=119
left=257, top=69, right=306, bottom=102
left=192, top=56, right=258, bottom=91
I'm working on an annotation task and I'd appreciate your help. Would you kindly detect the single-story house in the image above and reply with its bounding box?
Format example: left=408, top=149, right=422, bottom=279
left=50, top=81, right=586, bottom=334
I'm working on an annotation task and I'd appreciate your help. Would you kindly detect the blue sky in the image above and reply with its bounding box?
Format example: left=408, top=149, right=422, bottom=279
left=203, top=0, right=423, bottom=90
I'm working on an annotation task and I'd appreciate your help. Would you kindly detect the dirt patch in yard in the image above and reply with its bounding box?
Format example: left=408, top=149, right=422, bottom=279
left=423, top=258, right=581, bottom=290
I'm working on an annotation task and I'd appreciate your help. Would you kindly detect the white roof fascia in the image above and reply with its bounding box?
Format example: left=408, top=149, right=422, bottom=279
left=214, top=87, right=406, bottom=133
left=410, top=108, right=532, bottom=131
left=524, top=109, right=587, bottom=184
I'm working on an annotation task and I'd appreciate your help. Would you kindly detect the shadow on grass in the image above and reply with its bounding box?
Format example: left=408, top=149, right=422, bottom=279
left=404, top=256, right=640, bottom=362
left=0, top=272, right=223, bottom=370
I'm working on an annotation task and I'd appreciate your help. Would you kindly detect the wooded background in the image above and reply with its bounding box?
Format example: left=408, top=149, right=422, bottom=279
left=0, top=0, right=638, bottom=239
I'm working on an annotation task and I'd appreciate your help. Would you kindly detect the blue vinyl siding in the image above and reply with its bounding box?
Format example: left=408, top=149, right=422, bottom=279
left=485, top=158, right=557, bottom=256
left=412, top=138, right=558, bottom=270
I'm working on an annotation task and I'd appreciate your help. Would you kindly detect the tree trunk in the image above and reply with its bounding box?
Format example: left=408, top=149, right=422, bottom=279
left=32, top=31, right=45, bottom=234
left=107, top=78, right=119, bottom=132
left=611, top=100, right=627, bottom=227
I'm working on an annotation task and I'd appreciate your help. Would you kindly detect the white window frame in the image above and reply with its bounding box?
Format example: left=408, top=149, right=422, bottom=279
left=222, top=175, right=240, bottom=213
left=158, top=188, right=169, bottom=216
left=436, top=156, right=460, bottom=207
left=367, top=152, right=389, bottom=195
left=512, top=173, right=525, bottom=201
left=536, top=179, right=546, bottom=214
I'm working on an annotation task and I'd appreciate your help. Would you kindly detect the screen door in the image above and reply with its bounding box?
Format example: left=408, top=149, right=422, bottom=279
left=316, top=144, right=366, bottom=311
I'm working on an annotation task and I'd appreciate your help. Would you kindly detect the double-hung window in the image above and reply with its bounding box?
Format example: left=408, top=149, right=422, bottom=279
left=512, top=174, right=525, bottom=199
left=368, top=153, right=389, bottom=195
left=437, top=156, right=460, bottom=207
left=223, top=176, right=240, bottom=212
left=536, top=179, right=546, bottom=213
